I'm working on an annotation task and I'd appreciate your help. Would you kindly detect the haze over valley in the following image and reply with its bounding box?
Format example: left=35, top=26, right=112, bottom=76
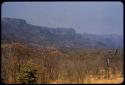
left=1, top=2, right=123, bottom=84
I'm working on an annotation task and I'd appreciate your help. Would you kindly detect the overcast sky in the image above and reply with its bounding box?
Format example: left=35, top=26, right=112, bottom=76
left=2, top=2, right=123, bottom=35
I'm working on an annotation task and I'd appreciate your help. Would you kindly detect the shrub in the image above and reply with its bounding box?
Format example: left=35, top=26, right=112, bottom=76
left=17, top=60, right=37, bottom=84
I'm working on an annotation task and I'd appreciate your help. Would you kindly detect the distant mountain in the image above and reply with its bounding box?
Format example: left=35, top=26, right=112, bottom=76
left=1, top=18, right=123, bottom=48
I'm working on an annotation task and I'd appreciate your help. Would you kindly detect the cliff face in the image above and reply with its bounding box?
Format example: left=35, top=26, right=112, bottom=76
left=1, top=18, right=123, bottom=48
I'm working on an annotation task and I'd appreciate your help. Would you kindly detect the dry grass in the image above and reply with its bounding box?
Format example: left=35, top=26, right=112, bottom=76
left=50, top=74, right=124, bottom=84
left=86, top=74, right=123, bottom=83
left=86, top=77, right=123, bottom=84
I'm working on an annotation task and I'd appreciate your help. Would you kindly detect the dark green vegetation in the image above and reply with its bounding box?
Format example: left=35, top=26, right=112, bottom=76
left=17, top=60, right=37, bottom=84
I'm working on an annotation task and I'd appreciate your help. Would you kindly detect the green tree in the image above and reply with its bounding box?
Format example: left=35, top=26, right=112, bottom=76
left=17, top=60, right=37, bottom=84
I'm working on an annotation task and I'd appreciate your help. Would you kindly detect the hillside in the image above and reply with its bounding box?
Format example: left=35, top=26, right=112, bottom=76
left=2, top=18, right=123, bottom=49
left=1, top=43, right=123, bottom=84
left=1, top=18, right=123, bottom=84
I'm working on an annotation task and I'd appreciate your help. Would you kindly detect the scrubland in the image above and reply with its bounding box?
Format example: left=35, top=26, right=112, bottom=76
left=1, top=43, right=123, bottom=84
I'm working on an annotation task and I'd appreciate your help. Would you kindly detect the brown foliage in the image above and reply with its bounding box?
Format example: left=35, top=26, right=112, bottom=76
left=1, top=43, right=123, bottom=84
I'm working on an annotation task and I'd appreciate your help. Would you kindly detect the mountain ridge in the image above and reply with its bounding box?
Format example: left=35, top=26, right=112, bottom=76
left=1, top=18, right=123, bottom=49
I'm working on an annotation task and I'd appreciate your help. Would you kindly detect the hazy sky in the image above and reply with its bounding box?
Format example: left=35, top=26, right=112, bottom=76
left=2, top=2, right=123, bottom=35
